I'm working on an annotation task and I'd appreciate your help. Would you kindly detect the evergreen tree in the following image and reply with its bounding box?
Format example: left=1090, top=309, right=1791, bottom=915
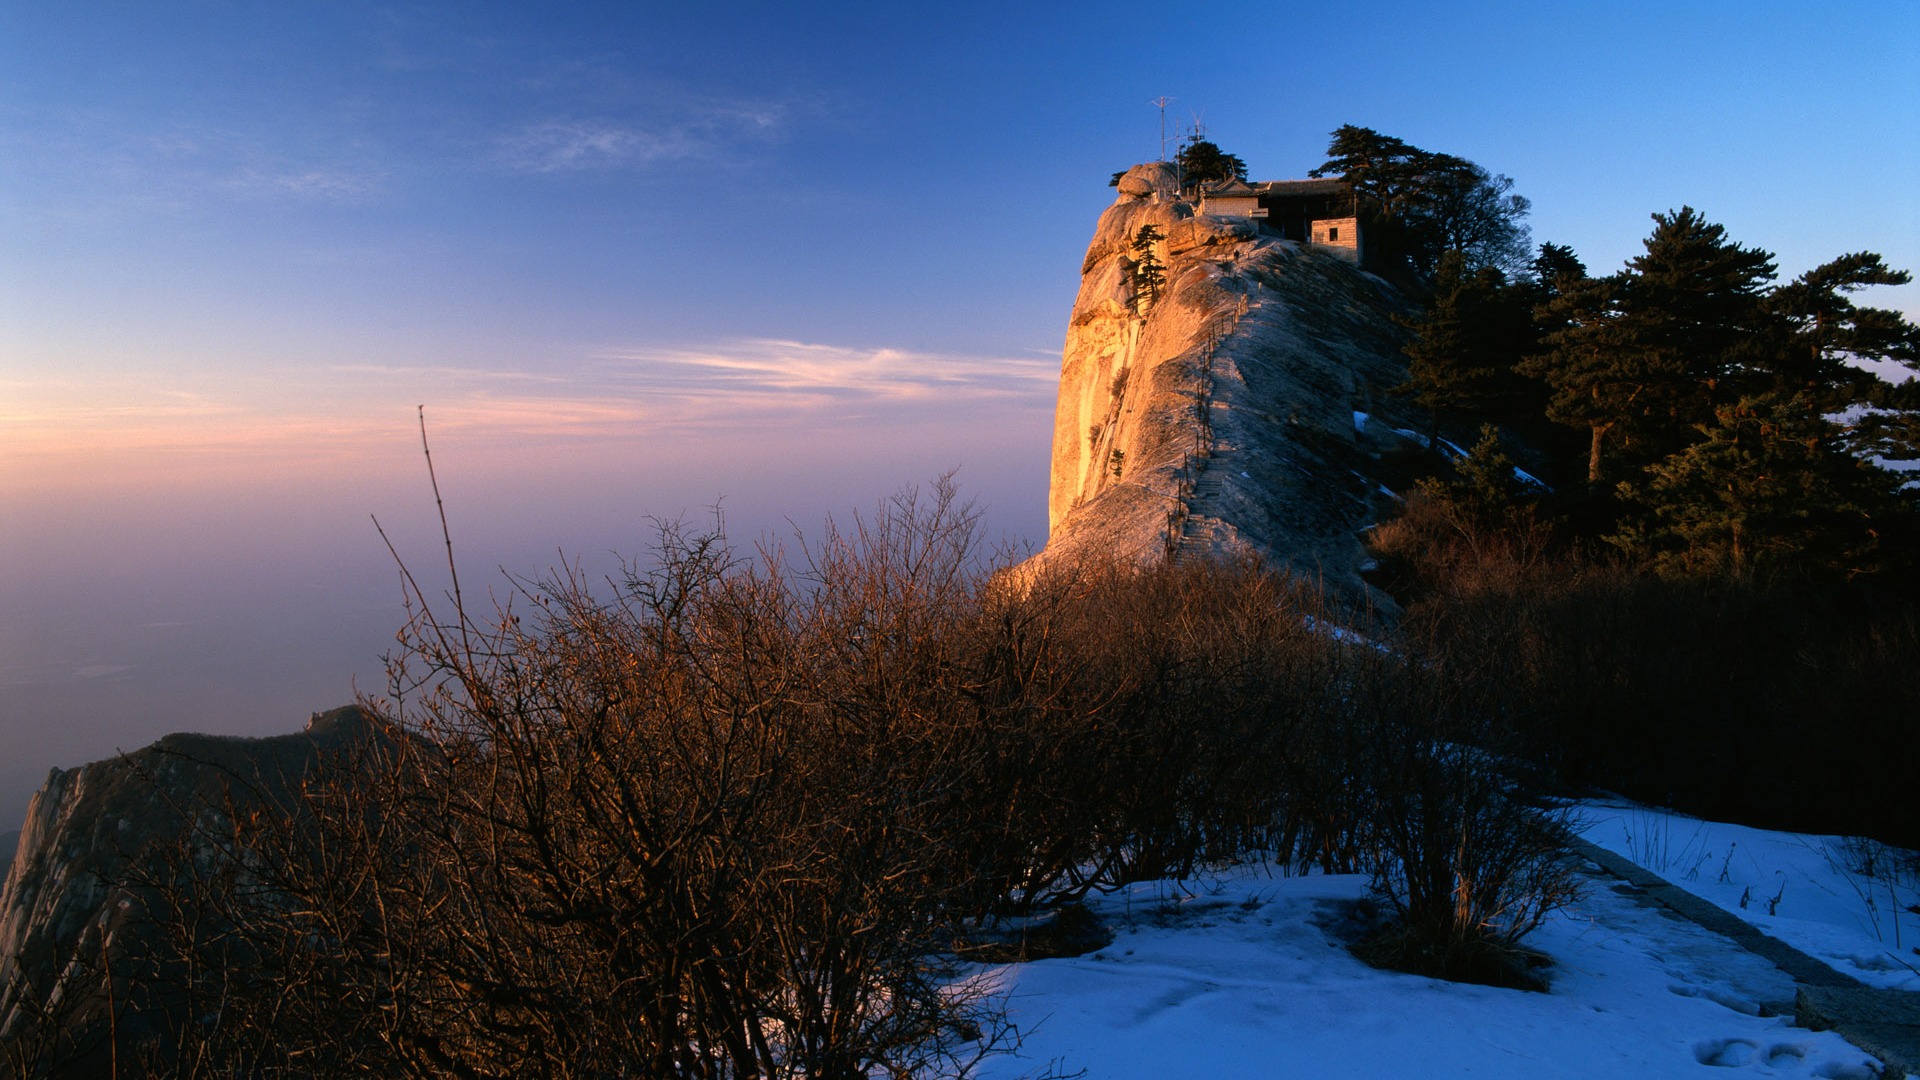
left=1507, top=242, right=1591, bottom=466
left=1522, top=243, right=1590, bottom=368
left=1406, top=161, right=1533, bottom=276
left=1613, top=393, right=1905, bottom=578
left=1311, top=125, right=1431, bottom=219
left=1311, top=125, right=1531, bottom=277
left=1849, top=408, right=1920, bottom=474
left=1130, top=224, right=1167, bottom=312
left=1529, top=243, right=1587, bottom=299
left=1427, top=203, right=1920, bottom=585
left=1175, top=137, right=1246, bottom=189
left=1520, top=208, right=1776, bottom=488
left=1397, top=251, right=1531, bottom=444
left=1453, top=423, right=1533, bottom=517
left=1763, top=252, right=1920, bottom=395
left=1626, top=207, right=1777, bottom=390
left=1758, top=252, right=1920, bottom=470
left=1518, top=271, right=1629, bottom=488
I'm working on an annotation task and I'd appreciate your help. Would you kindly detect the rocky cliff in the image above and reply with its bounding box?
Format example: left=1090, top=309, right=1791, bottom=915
left=1037, top=161, right=1425, bottom=607
left=0, top=706, right=375, bottom=1075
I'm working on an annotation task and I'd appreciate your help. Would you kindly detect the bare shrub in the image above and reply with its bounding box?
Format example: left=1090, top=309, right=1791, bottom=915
left=1363, top=484, right=1557, bottom=601
left=100, top=481, right=1025, bottom=1078
left=71, top=475, right=1599, bottom=1074
left=362, top=479, right=1019, bottom=1077
left=1351, top=716, right=1581, bottom=990
left=126, top=725, right=433, bottom=1077
left=1034, top=552, right=1583, bottom=987
left=0, top=935, right=115, bottom=1079
left=992, top=552, right=1385, bottom=892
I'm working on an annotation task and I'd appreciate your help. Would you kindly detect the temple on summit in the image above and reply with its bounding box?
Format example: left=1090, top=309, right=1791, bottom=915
left=1198, top=178, right=1362, bottom=262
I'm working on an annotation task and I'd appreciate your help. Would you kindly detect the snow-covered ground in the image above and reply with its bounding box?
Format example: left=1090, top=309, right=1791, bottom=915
left=972, top=804, right=1913, bottom=1079
left=1580, top=799, right=1920, bottom=992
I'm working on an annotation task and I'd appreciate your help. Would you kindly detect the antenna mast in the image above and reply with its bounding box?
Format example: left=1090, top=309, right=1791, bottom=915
left=1150, top=95, right=1174, bottom=161
left=1188, top=110, right=1207, bottom=144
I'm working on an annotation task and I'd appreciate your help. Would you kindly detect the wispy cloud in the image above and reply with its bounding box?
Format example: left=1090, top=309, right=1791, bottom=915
left=163, top=122, right=389, bottom=202
left=223, top=163, right=385, bottom=201
left=1, top=110, right=389, bottom=221
left=492, top=97, right=795, bottom=175
left=2, top=340, right=1057, bottom=475
left=406, top=339, right=1055, bottom=438
left=323, top=362, right=571, bottom=384
left=601, top=339, right=1057, bottom=405
left=494, top=119, right=689, bottom=172
left=0, top=382, right=243, bottom=427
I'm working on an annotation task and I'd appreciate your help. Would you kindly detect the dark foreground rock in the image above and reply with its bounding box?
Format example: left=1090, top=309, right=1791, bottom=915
left=0, top=705, right=376, bottom=1077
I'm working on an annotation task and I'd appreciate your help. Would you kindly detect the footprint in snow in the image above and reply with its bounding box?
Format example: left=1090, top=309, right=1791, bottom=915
left=1668, top=982, right=1762, bottom=1016
left=1763, top=1042, right=1808, bottom=1066
left=1130, top=981, right=1215, bottom=1024
left=1693, top=1038, right=1759, bottom=1067
left=1692, top=1037, right=1878, bottom=1078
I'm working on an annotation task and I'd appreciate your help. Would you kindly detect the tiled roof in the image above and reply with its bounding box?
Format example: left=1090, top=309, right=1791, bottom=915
left=1252, top=178, right=1351, bottom=198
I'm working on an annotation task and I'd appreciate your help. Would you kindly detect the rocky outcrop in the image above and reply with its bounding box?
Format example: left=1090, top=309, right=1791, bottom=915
left=0, top=706, right=376, bottom=1075
left=1037, top=161, right=1425, bottom=608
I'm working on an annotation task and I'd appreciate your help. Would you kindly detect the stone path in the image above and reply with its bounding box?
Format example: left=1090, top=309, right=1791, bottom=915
left=1173, top=447, right=1229, bottom=563
left=1574, top=835, right=1920, bottom=1077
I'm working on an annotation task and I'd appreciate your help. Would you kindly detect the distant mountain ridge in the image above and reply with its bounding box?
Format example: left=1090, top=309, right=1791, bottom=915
left=0, top=706, right=375, bottom=1074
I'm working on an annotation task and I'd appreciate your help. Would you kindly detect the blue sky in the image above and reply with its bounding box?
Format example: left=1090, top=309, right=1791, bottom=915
left=2, top=0, right=1916, bottom=821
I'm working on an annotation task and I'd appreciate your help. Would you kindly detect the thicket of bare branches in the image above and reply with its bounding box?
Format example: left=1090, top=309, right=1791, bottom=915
left=8, top=479, right=1582, bottom=1078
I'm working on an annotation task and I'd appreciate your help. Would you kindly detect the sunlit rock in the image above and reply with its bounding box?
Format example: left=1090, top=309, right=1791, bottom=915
left=1034, top=162, right=1423, bottom=610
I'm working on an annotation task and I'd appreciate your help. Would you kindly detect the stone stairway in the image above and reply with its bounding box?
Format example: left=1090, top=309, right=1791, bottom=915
left=1173, top=451, right=1229, bottom=563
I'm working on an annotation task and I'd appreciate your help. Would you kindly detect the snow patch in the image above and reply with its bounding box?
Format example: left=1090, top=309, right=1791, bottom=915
left=1579, top=800, right=1920, bottom=992
left=975, top=852, right=1892, bottom=1079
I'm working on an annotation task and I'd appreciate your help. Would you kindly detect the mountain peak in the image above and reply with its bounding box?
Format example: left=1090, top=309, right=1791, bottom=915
left=1033, top=165, right=1421, bottom=610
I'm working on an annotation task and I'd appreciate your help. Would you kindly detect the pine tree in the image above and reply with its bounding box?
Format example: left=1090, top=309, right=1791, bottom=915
left=1405, top=162, right=1533, bottom=276
left=1518, top=272, right=1628, bottom=488
left=1130, top=224, right=1167, bottom=312
left=1530, top=243, right=1587, bottom=298
left=1520, top=208, right=1775, bottom=488
left=1758, top=252, right=1920, bottom=471
left=1174, top=137, right=1246, bottom=189
left=1614, top=393, right=1905, bottom=578
left=1625, top=207, right=1776, bottom=395
left=1506, top=242, right=1590, bottom=466
left=1453, top=423, right=1533, bottom=517
left=1311, top=125, right=1531, bottom=276
left=1763, top=252, right=1920, bottom=396
left=1638, top=250, right=1920, bottom=579
left=1507, top=212, right=1918, bottom=580
left=1311, top=125, right=1430, bottom=219
left=1397, top=251, right=1530, bottom=445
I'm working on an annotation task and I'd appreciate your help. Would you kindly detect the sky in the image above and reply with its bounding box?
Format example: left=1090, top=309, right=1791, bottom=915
left=2, top=0, right=1917, bottom=824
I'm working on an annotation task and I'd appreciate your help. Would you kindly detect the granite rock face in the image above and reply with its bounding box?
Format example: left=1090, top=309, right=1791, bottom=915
left=1036, top=161, right=1425, bottom=609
